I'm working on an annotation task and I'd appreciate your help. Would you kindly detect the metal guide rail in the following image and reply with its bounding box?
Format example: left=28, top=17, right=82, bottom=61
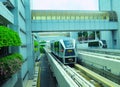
left=44, top=48, right=94, bottom=87
left=77, top=51, right=120, bottom=85
left=53, top=54, right=95, bottom=87
left=78, top=50, right=120, bottom=60
left=75, top=64, right=120, bottom=87
left=78, top=48, right=120, bottom=56
left=62, top=65, right=95, bottom=87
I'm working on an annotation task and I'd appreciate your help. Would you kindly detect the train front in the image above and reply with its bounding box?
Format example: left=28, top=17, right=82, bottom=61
left=62, top=39, right=77, bottom=65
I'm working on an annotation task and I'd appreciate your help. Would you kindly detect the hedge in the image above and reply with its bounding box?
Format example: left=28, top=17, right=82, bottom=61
left=0, top=26, right=21, bottom=47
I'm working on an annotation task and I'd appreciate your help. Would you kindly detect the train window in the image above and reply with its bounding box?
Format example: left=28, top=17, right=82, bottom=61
left=63, top=40, right=73, bottom=48
left=47, top=16, right=51, bottom=20
left=57, top=16, right=60, bottom=20
left=59, top=44, right=64, bottom=56
left=88, top=40, right=107, bottom=48
left=66, top=16, right=70, bottom=20
left=88, top=41, right=99, bottom=47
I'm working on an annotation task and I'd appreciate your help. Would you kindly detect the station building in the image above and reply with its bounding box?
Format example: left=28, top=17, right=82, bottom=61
left=0, top=0, right=120, bottom=87
left=0, top=0, right=33, bottom=87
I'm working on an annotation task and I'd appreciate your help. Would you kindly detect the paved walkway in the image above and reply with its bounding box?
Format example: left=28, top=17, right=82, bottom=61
left=26, top=54, right=56, bottom=87
left=40, top=54, right=56, bottom=87
left=26, top=62, right=39, bottom=87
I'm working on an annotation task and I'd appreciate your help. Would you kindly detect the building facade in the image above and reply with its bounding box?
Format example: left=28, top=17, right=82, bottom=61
left=0, top=0, right=35, bottom=87
left=99, top=0, right=120, bottom=49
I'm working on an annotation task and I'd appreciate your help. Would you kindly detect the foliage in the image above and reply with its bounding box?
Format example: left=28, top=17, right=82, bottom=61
left=39, top=41, right=46, bottom=44
left=0, top=53, right=23, bottom=85
left=96, top=31, right=100, bottom=39
left=34, top=48, right=39, bottom=52
left=78, top=32, right=82, bottom=37
left=39, top=41, right=46, bottom=53
left=89, top=32, right=95, bottom=40
left=78, top=31, right=88, bottom=41
left=40, top=46, right=45, bottom=53
left=34, top=40, right=39, bottom=52
left=83, top=31, right=88, bottom=38
left=0, top=26, right=21, bottom=48
left=34, top=40, right=39, bottom=47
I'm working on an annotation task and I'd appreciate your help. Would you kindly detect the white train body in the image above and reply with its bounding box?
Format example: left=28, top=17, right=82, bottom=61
left=88, top=40, right=107, bottom=48
left=51, top=39, right=77, bottom=64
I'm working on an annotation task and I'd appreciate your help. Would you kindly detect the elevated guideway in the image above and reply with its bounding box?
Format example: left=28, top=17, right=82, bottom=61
left=31, top=10, right=118, bottom=32
left=44, top=48, right=95, bottom=87
left=77, top=49, right=120, bottom=85
left=79, top=48, right=120, bottom=56
left=44, top=47, right=120, bottom=87
left=44, top=48, right=79, bottom=87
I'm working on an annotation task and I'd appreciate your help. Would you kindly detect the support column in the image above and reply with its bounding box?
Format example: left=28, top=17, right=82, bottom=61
left=100, top=31, right=113, bottom=48
left=25, top=0, right=35, bottom=79
left=70, top=32, right=78, bottom=42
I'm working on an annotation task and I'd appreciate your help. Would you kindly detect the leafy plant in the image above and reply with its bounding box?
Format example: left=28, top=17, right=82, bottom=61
left=34, top=40, right=39, bottom=52
left=34, top=40, right=39, bottom=47
left=39, top=41, right=46, bottom=53
left=0, top=26, right=21, bottom=48
left=40, top=40, right=46, bottom=53
left=0, top=26, right=23, bottom=85
left=40, top=46, right=45, bottom=53
left=0, top=53, right=23, bottom=85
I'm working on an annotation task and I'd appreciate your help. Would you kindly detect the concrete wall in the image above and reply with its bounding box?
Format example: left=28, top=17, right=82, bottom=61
left=99, top=0, right=120, bottom=49
left=70, top=32, right=78, bottom=41
left=39, top=36, right=71, bottom=41
left=100, top=31, right=113, bottom=49
left=0, top=0, right=34, bottom=87
left=112, top=0, right=120, bottom=49
left=99, top=0, right=112, bottom=10
left=32, top=20, right=117, bottom=32
left=0, top=2, right=14, bottom=24
left=11, top=0, right=29, bottom=86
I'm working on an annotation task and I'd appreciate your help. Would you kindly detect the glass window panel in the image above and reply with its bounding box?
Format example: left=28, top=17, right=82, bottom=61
left=76, top=16, right=79, bottom=20
left=52, top=16, right=56, bottom=20
left=57, top=16, right=61, bottom=20
left=47, top=16, right=51, bottom=20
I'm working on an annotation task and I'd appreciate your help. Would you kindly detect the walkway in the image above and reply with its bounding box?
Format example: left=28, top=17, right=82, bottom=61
left=40, top=54, right=56, bottom=87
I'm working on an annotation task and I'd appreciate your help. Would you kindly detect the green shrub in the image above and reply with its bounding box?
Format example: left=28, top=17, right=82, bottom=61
left=39, top=41, right=46, bottom=53
left=40, top=46, right=45, bottom=53
left=34, top=48, right=39, bottom=52
left=0, top=53, right=23, bottom=85
left=0, top=26, right=21, bottom=47
left=34, top=40, right=39, bottom=47
left=34, top=40, right=39, bottom=52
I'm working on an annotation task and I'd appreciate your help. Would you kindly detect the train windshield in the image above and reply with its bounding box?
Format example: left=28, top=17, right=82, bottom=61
left=88, top=41, right=99, bottom=47
left=63, top=40, right=73, bottom=48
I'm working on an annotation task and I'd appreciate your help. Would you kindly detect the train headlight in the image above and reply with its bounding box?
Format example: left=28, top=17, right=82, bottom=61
left=68, top=58, right=73, bottom=62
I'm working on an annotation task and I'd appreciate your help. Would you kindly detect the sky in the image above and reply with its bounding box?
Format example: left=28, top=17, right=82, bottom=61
left=31, top=0, right=98, bottom=10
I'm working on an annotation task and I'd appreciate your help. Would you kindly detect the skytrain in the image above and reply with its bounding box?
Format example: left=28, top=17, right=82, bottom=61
left=88, top=40, right=107, bottom=48
left=50, top=38, right=77, bottom=65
